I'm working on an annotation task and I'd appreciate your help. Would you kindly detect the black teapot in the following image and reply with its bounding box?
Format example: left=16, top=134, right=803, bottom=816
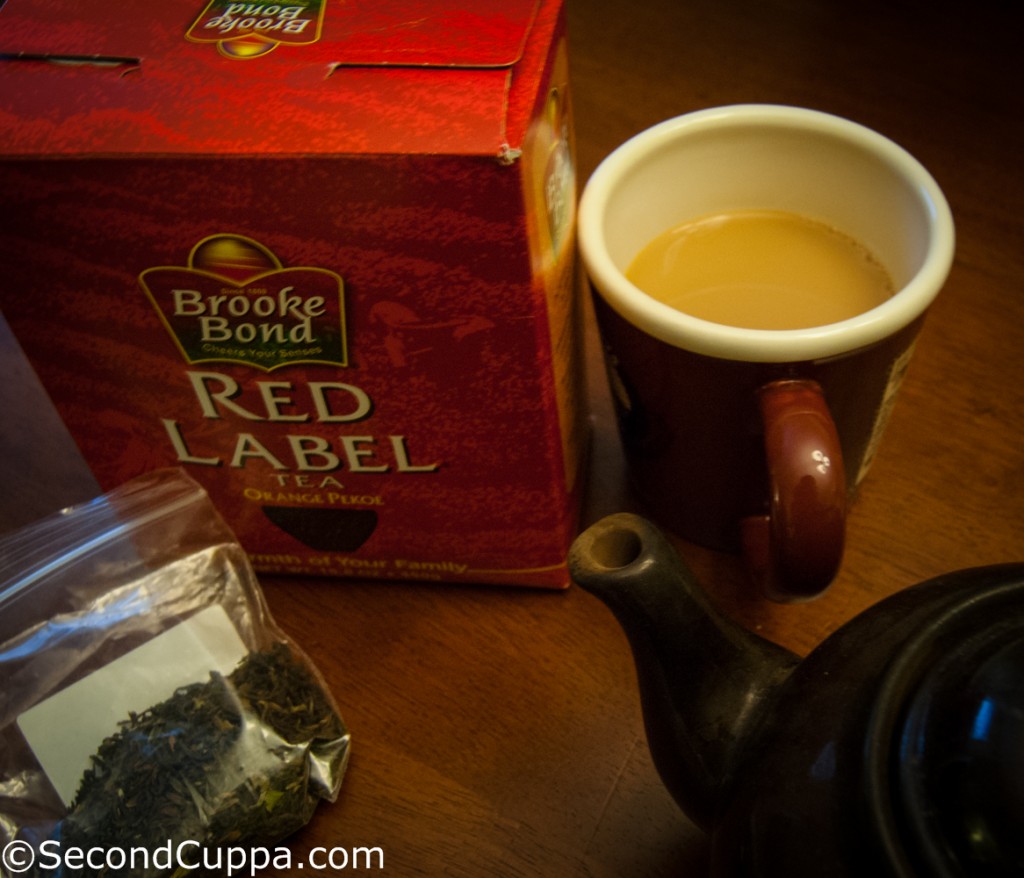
left=568, top=513, right=1024, bottom=877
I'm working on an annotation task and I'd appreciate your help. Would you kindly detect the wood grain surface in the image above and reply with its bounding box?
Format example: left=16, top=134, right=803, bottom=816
left=2, top=1, right=1022, bottom=875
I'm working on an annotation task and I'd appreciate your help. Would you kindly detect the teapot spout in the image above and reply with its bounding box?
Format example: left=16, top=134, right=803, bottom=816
left=568, top=513, right=800, bottom=828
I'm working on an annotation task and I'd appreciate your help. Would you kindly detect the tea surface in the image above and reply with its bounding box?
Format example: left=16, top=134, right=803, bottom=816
left=626, top=209, right=894, bottom=329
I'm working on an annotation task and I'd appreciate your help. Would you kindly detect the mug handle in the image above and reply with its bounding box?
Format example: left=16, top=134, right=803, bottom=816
left=740, top=379, right=846, bottom=602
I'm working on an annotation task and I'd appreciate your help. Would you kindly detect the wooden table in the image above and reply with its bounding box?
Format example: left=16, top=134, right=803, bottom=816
left=2, top=1, right=1022, bottom=874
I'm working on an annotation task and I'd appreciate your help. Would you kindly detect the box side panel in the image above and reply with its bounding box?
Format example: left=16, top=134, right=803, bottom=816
left=503, top=0, right=565, bottom=151
left=518, top=10, right=585, bottom=506
left=0, top=154, right=576, bottom=586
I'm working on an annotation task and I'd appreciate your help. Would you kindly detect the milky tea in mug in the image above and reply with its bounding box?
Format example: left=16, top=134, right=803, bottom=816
left=625, top=208, right=895, bottom=330
left=577, top=106, right=955, bottom=599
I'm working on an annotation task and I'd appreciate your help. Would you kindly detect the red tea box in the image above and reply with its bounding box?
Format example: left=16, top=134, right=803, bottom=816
left=0, top=0, right=584, bottom=587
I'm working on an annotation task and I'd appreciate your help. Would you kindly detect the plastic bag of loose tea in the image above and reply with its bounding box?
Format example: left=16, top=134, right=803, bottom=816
left=0, top=469, right=350, bottom=877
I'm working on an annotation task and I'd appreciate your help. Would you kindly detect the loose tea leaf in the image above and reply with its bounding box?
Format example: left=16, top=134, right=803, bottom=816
left=34, top=642, right=349, bottom=877
left=0, top=473, right=350, bottom=878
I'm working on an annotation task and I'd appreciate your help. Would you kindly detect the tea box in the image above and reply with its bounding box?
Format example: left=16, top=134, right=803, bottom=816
left=0, top=0, right=584, bottom=587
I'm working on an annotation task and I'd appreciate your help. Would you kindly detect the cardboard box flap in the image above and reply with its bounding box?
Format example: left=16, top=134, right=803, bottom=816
left=0, top=0, right=540, bottom=69
left=0, top=0, right=555, bottom=157
left=257, top=0, right=539, bottom=68
left=0, top=0, right=148, bottom=64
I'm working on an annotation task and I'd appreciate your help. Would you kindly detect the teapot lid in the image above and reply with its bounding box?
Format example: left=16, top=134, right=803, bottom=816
left=867, top=570, right=1024, bottom=876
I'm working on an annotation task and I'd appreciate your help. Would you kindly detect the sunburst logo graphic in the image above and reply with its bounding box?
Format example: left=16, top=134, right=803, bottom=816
left=185, top=1, right=326, bottom=59
left=140, top=235, right=347, bottom=371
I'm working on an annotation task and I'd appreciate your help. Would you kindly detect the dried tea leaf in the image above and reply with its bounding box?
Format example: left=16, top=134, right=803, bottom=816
left=30, top=644, right=349, bottom=878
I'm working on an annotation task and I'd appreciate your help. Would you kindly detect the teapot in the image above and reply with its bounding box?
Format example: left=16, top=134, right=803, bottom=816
left=568, top=513, right=1024, bottom=877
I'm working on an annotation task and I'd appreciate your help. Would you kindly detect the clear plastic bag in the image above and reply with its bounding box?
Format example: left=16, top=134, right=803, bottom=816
left=0, top=469, right=350, bottom=876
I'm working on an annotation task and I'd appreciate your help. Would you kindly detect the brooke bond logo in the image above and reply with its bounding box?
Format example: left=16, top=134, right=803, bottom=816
left=140, top=235, right=347, bottom=371
left=186, top=1, right=325, bottom=59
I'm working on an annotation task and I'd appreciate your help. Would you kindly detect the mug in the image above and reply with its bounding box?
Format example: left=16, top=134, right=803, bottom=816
left=577, top=105, right=954, bottom=601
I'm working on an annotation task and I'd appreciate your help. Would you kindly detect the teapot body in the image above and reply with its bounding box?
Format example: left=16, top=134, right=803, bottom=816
left=710, top=575, right=943, bottom=875
left=568, top=514, right=1024, bottom=877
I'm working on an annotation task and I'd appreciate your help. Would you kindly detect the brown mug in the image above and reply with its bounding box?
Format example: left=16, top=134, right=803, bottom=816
left=577, top=105, right=954, bottom=601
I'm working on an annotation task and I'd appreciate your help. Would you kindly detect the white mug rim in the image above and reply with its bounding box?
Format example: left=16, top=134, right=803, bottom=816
left=577, top=104, right=955, bottom=363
